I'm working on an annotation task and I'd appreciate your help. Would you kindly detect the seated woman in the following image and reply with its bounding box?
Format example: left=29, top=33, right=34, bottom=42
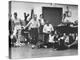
left=53, top=31, right=60, bottom=49
left=48, top=32, right=55, bottom=43
left=37, top=32, right=54, bottom=48
left=67, top=33, right=78, bottom=49
left=37, top=31, right=57, bottom=49
left=56, top=33, right=69, bottom=50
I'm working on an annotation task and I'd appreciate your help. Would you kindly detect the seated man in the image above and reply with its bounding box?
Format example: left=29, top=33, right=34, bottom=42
left=37, top=21, right=54, bottom=48
left=43, top=21, right=54, bottom=43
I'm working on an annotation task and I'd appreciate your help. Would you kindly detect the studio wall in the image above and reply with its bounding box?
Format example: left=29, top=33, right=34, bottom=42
left=11, top=1, right=78, bottom=22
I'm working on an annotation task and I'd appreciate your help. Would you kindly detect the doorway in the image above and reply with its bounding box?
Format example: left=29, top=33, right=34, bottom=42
left=42, top=7, right=63, bottom=26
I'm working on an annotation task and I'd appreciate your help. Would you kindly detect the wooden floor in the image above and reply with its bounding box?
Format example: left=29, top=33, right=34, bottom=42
left=11, top=44, right=78, bottom=59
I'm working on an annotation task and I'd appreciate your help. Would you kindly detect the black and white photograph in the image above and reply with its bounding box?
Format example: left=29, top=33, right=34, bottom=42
left=9, top=1, right=78, bottom=59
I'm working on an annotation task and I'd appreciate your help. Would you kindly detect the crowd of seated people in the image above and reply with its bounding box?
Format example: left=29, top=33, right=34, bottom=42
left=37, top=30, right=78, bottom=50
left=9, top=9, right=78, bottom=50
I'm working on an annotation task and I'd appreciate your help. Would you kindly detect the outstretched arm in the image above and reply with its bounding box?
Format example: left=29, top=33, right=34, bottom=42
left=24, top=20, right=31, bottom=29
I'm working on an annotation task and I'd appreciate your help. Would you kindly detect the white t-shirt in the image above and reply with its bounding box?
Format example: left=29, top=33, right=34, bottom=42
left=65, top=36, right=69, bottom=43
left=49, top=34, right=55, bottom=43
left=43, top=24, right=54, bottom=33
left=28, top=19, right=38, bottom=29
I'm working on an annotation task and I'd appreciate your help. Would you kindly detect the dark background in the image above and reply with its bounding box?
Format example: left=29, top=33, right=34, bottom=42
left=42, top=7, right=63, bottom=26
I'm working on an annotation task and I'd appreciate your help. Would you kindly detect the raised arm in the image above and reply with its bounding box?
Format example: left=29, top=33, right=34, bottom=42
left=28, top=9, right=34, bottom=21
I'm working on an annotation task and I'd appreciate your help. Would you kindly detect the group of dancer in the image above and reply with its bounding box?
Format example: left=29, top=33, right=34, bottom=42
left=9, top=9, right=78, bottom=50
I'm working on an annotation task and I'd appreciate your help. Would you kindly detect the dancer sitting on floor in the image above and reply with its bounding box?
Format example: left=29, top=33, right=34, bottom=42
left=43, top=21, right=54, bottom=44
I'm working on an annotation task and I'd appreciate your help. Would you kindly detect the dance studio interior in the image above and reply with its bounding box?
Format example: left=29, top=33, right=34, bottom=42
left=9, top=1, right=78, bottom=59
